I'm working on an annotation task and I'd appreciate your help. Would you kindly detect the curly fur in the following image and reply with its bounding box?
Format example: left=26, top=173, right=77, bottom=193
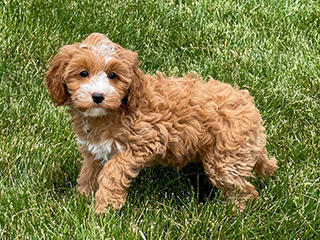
left=46, top=33, right=278, bottom=213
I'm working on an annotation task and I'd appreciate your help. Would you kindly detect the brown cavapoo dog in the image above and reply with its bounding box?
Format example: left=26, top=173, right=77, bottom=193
left=46, top=33, right=278, bottom=213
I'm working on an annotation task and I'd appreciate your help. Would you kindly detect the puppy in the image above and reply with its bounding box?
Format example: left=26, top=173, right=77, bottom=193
left=46, top=33, right=278, bottom=212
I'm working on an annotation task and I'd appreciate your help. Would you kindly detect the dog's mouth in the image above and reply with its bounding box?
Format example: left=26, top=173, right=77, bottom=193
left=71, top=91, right=122, bottom=117
left=82, top=107, right=108, bottom=117
left=76, top=95, right=128, bottom=117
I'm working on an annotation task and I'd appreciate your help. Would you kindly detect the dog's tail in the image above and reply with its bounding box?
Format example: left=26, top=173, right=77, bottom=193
left=253, top=149, right=278, bottom=177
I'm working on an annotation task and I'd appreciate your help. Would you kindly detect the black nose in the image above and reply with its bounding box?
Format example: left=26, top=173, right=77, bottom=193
left=92, top=92, right=104, bottom=104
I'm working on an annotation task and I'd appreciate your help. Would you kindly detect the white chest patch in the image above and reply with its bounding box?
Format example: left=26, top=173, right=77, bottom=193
left=77, top=138, right=122, bottom=165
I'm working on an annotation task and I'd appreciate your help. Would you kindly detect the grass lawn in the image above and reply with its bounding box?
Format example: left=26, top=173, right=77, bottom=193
left=1, top=0, right=319, bottom=239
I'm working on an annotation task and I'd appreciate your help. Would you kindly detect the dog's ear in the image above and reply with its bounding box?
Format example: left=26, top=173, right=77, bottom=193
left=118, top=49, right=144, bottom=109
left=45, top=45, right=74, bottom=106
left=117, top=47, right=141, bottom=69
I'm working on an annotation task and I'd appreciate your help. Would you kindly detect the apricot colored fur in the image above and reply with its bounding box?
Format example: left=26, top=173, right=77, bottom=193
left=46, top=33, right=278, bottom=213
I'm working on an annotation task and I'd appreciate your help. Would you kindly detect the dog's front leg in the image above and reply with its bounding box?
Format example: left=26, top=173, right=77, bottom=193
left=77, top=149, right=103, bottom=196
left=94, top=151, right=144, bottom=213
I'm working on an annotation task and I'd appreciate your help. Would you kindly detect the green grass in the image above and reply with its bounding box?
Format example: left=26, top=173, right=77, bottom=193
left=1, top=0, right=319, bottom=239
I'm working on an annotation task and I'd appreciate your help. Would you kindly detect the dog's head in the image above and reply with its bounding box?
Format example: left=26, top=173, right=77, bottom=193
left=46, top=33, right=142, bottom=117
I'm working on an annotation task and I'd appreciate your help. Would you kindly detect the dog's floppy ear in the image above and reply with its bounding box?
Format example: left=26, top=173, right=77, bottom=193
left=118, top=49, right=144, bottom=109
left=45, top=45, right=74, bottom=106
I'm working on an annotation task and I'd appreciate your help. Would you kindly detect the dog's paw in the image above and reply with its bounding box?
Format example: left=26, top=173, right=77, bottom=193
left=77, top=183, right=93, bottom=197
left=94, top=189, right=124, bottom=213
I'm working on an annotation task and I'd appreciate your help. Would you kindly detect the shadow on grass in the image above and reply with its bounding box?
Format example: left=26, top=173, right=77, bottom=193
left=42, top=156, right=80, bottom=193
left=128, top=163, right=219, bottom=206
left=45, top=153, right=218, bottom=203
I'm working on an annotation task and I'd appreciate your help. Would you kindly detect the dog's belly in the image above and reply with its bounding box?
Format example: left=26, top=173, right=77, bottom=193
left=150, top=150, right=200, bottom=169
left=77, top=138, right=122, bottom=164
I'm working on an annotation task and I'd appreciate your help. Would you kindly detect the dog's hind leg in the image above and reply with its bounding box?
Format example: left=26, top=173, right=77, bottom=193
left=253, top=148, right=278, bottom=177
left=201, top=152, right=259, bottom=211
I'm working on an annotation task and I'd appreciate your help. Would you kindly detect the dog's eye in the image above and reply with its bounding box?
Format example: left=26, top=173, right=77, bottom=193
left=80, top=70, right=89, bottom=78
left=108, top=72, right=117, bottom=79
